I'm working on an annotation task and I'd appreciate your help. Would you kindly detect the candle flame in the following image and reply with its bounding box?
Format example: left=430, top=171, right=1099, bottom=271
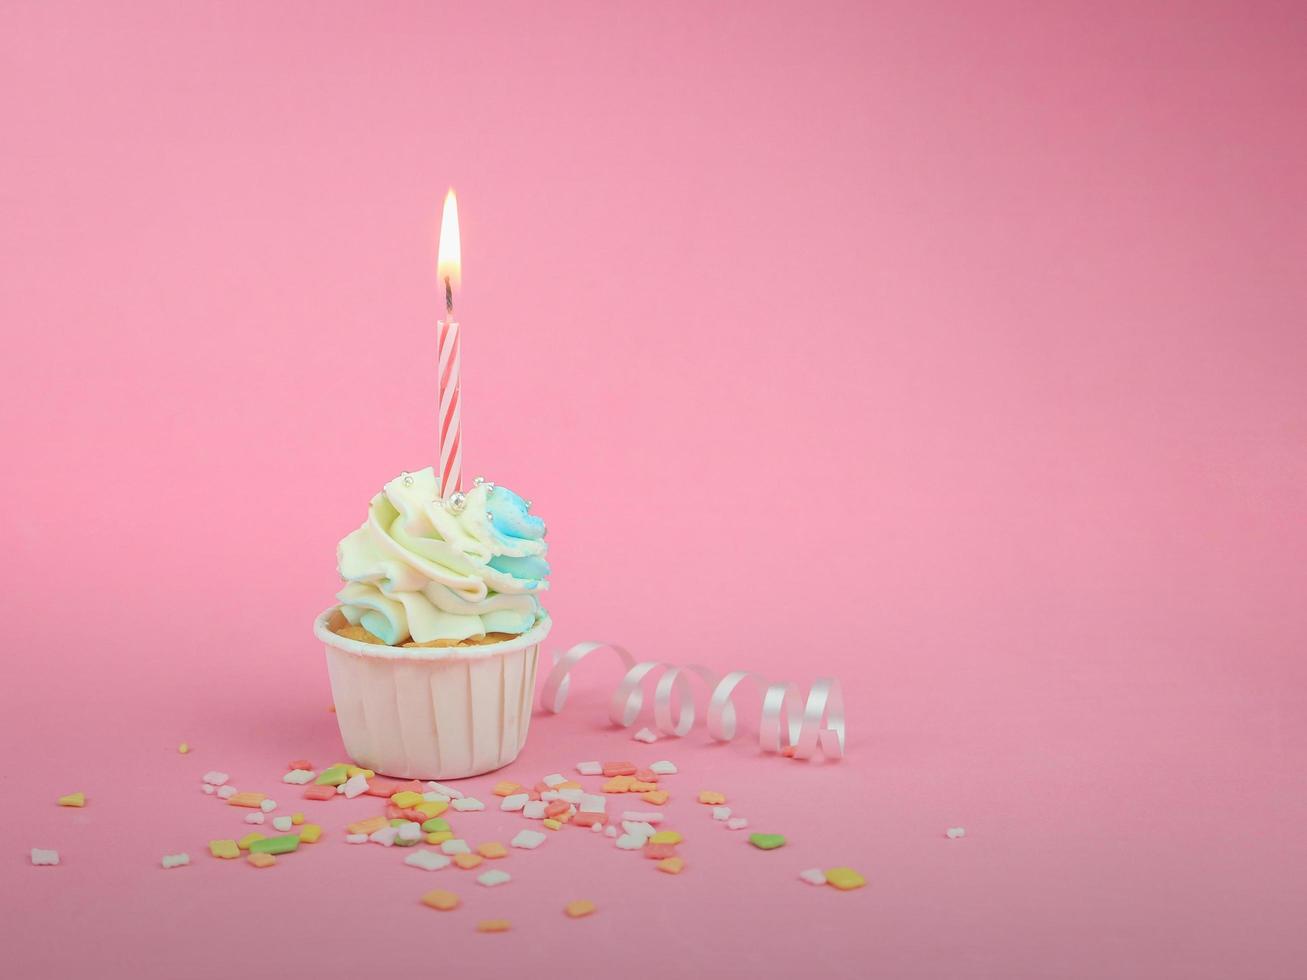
left=437, top=189, right=461, bottom=294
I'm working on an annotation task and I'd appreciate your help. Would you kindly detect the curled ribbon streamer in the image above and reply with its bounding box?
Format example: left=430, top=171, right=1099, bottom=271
left=537, top=642, right=846, bottom=760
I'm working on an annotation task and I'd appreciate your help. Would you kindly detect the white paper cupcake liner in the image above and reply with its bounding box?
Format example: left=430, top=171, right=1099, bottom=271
left=314, top=607, right=550, bottom=779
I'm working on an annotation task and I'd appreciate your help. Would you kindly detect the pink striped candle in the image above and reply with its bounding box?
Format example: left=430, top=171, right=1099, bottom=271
left=436, top=189, right=463, bottom=498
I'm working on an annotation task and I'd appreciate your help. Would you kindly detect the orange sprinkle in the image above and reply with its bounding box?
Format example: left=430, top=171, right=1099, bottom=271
left=246, top=852, right=276, bottom=868
left=565, top=899, right=597, bottom=918
left=454, top=853, right=484, bottom=870
left=421, top=889, right=460, bottom=911
left=477, top=842, right=508, bottom=859
left=655, top=857, right=685, bottom=875
left=491, top=781, right=522, bottom=797
left=347, top=815, right=389, bottom=836
left=697, top=791, right=726, bottom=805
left=641, top=790, right=670, bottom=806
left=226, top=792, right=268, bottom=809
left=477, top=919, right=511, bottom=933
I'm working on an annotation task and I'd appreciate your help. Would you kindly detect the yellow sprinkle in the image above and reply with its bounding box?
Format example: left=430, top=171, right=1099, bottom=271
left=178, top=743, right=190, bottom=754
left=656, top=857, right=685, bottom=874
left=698, top=791, right=726, bottom=805
left=247, top=852, right=276, bottom=868
left=291, top=812, right=305, bottom=826
left=543, top=818, right=562, bottom=830
left=415, top=800, right=448, bottom=818
left=208, top=839, right=240, bottom=860
left=297, top=824, right=323, bottom=843
left=650, top=830, right=682, bottom=845
left=426, top=831, right=454, bottom=845
left=564, top=899, right=596, bottom=918
left=391, top=791, right=424, bottom=808
left=477, top=919, right=511, bottom=933
left=57, top=792, right=86, bottom=808
left=824, top=867, right=866, bottom=891
left=345, top=766, right=374, bottom=779
left=237, top=832, right=266, bottom=851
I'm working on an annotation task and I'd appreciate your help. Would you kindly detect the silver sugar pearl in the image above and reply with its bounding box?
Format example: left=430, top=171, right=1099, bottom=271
left=401, top=472, right=414, bottom=488
left=473, top=476, right=486, bottom=486
left=446, top=491, right=468, bottom=514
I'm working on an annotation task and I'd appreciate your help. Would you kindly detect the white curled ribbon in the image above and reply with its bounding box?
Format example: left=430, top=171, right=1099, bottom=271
left=537, top=642, right=846, bottom=760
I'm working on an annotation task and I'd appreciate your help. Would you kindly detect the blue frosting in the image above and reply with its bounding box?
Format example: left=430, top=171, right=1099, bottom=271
left=486, top=486, right=546, bottom=541
left=487, top=554, right=550, bottom=581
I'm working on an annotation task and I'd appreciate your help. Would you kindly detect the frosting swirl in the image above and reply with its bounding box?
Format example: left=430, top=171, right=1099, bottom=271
left=336, top=467, right=548, bottom=645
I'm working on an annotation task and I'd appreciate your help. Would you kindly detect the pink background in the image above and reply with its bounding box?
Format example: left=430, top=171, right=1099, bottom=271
left=3, top=2, right=1305, bottom=977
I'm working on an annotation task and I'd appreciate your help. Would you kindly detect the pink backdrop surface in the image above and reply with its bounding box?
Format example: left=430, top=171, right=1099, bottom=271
left=2, top=2, right=1305, bottom=978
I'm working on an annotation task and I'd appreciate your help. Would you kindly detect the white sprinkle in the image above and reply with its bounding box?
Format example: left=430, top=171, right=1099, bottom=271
left=201, top=784, right=216, bottom=795
left=405, top=849, right=452, bottom=871
left=396, top=822, right=423, bottom=844
left=243, top=813, right=265, bottom=824
left=500, top=793, right=529, bottom=812
left=799, top=868, right=827, bottom=886
left=579, top=794, right=607, bottom=814
left=282, top=769, right=316, bottom=785
left=30, top=848, right=59, bottom=866
left=216, top=786, right=237, bottom=800
left=725, top=817, right=749, bottom=830
left=346, top=833, right=369, bottom=844
left=621, top=810, right=664, bottom=824
left=272, top=816, right=293, bottom=832
left=557, top=787, right=585, bottom=804
left=440, top=838, right=471, bottom=855
left=576, top=761, right=603, bottom=776
left=649, top=760, right=678, bottom=775
left=202, top=771, right=229, bottom=786
left=424, top=781, right=463, bottom=799
left=540, top=790, right=561, bottom=802
left=422, top=792, right=451, bottom=804
left=615, top=833, right=646, bottom=850
left=947, top=827, right=966, bottom=839
left=590, top=822, right=604, bottom=834
left=604, top=825, right=618, bottom=838
left=477, top=869, right=511, bottom=887
left=632, top=727, right=659, bottom=743
left=341, top=773, right=369, bottom=799
left=369, top=827, right=399, bottom=847
left=451, top=797, right=484, bottom=812
left=259, top=799, right=277, bottom=813
left=711, top=806, right=732, bottom=821
left=161, top=853, right=190, bottom=869
left=522, top=800, right=547, bottom=819
left=335, top=785, right=345, bottom=794
left=542, top=773, right=567, bottom=787
left=511, top=829, right=547, bottom=850
left=621, top=821, right=655, bottom=840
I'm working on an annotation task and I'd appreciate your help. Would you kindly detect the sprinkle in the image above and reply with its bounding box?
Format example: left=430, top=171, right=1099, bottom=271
left=632, top=727, right=658, bottom=743
left=226, top=792, right=266, bottom=809
left=201, top=785, right=215, bottom=795
left=369, top=827, right=399, bottom=846
left=243, top=813, right=265, bottom=824
left=557, top=787, right=585, bottom=804
left=605, top=825, right=618, bottom=838
left=642, top=790, right=670, bottom=805
left=946, top=827, right=966, bottom=839
left=564, top=899, right=596, bottom=918
left=178, top=743, right=190, bottom=754
left=576, top=761, right=602, bottom=775
left=346, top=834, right=368, bottom=844
left=500, top=793, right=529, bottom=812
left=476, top=869, right=511, bottom=887
left=345, top=766, right=374, bottom=779
left=545, top=800, right=571, bottom=819
left=711, top=806, right=731, bottom=821
left=298, top=824, right=323, bottom=843
left=207, top=839, right=239, bottom=859
left=492, top=781, right=522, bottom=797
left=272, top=816, right=293, bottom=832
left=650, top=830, right=683, bottom=845
left=301, top=784, right=336, bottom=801
left=824, top=867, right=866, bottom=890
left=572, top=812, right=605, bottom=828
left=161, top=853, right=190, bottom=869
left=799, top=868, right=828, bottom=886
left=31, top=848, right=59, bottom=866
left=542, top=818, right=561, bottom=830
left=282, top=769, right=315, bottom=784
left=451, top=797, right=484, bottom=812
left=522, top=800, right=547, bottom=819
left=391, top=791, right=424, bottom=808
left=590, top=822, right=603, bottom=833
left=396, top=823, right=423, bottom=845
left=236, top=833, right=265, bottom=850
left=615, top=834, right=645, bottom=850
left=57, top=792, right=86, bottom=808
left=249, top=835, right=299, bottom=855
left=602, top=776, right=635, bottom=793
left=287, top=759, right=312, bottom=771
left=246, top=852, right=276, bottom=868
left=476, top=919, right=511, bottom=932
left=216, top=786, right=237, bottom=800
left=426, top=832, right=453, bottom=845
left=348, top=815, right=389, bottom=836
left=440, top=839, right=471, bottom=855
left=291, top=812, right=304, bottom=825
left=454, top=853, right=483, bottom=869
left=202, top=771, right=229, bottom=787
left=259, top=799, right=277, bottom=813
left=748, top=833, right=786, bottom=850
left=423, top=791, right=451, bottom=804
left=421, top=889, right=460, bottom=910
left=542, top=773, right=567, bottom=787
left=424, top=781, right=464, bottom=799
left=405, top=850, right=452, bottom=871
left=511, top=829, right=547, bottom=850
left=341, top=774, right=369, bottom=798
left=622, top=810, right=664, bottom=824
left=469, top=842, right=505, bottom=861
left=314, top=765, right=348, bottom=787
left=602, top=762, right=637, bottom=777
left=649, top=760, right=678, bottom=775
left=697, top=791, right=726, bottom=805
left=655, top=857, right=685, bottom=874
left=365, top=778, right=404, bottom=798
left=725, top=818, right=749, bottom=830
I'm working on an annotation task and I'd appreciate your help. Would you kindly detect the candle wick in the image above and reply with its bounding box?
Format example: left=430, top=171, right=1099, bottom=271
left=444, top=276, right=454, bottom=319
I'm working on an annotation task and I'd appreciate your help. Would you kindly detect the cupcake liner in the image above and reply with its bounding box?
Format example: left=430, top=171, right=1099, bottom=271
left=314, top=607, right=551, bottom=779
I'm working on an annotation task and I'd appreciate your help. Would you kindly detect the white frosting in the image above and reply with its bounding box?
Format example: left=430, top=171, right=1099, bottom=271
left=336, top=467, right=548, bottom=645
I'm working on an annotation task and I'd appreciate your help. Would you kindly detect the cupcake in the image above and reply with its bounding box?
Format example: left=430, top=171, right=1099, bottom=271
left=314, top=466, right=550, bottom=778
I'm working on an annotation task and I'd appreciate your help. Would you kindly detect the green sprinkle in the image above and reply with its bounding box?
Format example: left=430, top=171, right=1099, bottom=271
left=421, top=817, right=451, bottom=833
left=315, top=765, right=348, bottom=786
left=748, top=833, right=787, bottom=850
left=389, top=818, right=408, bottom=827
left=248, top=835, right=300, bottom=855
